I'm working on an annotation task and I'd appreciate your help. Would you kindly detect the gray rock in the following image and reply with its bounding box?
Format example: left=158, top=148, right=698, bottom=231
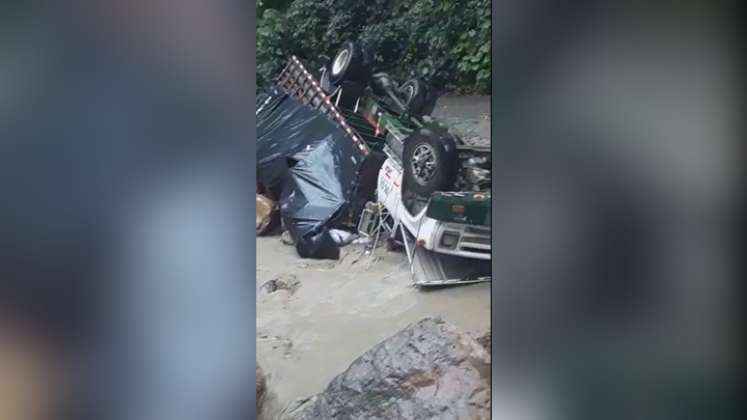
left=280, top=317, right=491, bottom=420
left=260, top=274, right=300, bottom=295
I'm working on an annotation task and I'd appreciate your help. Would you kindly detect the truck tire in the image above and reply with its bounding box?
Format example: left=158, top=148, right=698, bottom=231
left=399, top=78, right=429, bottom=116
left=319, top=67, right=333, bottom=94
left=402, top=128, right=459, bottom=197
left=329, top=41, right=372, bottom=86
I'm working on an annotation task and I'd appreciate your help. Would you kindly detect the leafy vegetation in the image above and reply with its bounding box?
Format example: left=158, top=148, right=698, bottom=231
left=257, top=0, right=491, bottom=94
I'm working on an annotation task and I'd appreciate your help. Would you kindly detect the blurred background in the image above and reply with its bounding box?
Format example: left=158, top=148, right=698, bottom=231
left=2, top=1, right=255, bottom=419
left=488, top=1, right=740, bottom=420
left=0, top=0, right=740, bottom=419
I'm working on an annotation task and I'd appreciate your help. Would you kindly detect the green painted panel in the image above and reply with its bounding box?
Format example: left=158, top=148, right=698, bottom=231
left=426, top=191, right=491, bottom=226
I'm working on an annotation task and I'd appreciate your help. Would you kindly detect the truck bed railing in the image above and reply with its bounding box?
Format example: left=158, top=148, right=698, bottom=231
left=275, top=56, right=370, bottom=156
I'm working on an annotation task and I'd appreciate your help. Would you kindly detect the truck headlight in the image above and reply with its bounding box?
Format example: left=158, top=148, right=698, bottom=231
left=440, top=231, right=460, bottom=249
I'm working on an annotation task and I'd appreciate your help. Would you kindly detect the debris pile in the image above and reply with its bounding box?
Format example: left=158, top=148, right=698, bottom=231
left=256, top=86, right=368, bottom=260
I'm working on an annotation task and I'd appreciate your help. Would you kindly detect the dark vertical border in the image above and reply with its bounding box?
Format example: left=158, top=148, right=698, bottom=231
left=489, top=1, right=497, bottom=418
left=247, top=0, right=258, bottom=418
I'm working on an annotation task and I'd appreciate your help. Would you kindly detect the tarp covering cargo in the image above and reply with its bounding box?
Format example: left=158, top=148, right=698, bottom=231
left=256, top=87, right=365, bottom=258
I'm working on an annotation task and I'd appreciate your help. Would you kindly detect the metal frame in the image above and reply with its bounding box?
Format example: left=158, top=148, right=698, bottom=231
left=276, top=56, right=370, bottom=157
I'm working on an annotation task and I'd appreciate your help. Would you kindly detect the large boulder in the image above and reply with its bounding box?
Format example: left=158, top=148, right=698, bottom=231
left=280, top=317, right=491, bottom=420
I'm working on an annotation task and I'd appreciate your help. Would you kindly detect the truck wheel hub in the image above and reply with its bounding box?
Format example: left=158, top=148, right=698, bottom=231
left=412, top=143, right=437, bottom=184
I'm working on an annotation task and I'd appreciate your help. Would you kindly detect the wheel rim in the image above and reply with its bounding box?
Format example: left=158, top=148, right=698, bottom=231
left=411, top=143, right=437, bottom=185
left=331, top=49, right=349, bottom=76
left=403, top=84, right=415, bottom=103
left=320, top=68, right=331, bottom=92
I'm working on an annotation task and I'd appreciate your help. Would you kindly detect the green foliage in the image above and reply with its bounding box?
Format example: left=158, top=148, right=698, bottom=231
left=256, top=0, right=491, bottom=94
left=257, top=0, right=293, bottom=17
left=256, top=9, right=289, bottom=88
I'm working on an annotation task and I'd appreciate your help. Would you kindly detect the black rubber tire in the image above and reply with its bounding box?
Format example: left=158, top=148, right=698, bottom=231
left=329, top=41, right=372, bottom=86
left=402, top=128, right=459, bottom=197
left=319, top=67, right=333, bottom=94
left=421, top=86, right=440, bottom=116
left=399, top=79, right=428, bottom=116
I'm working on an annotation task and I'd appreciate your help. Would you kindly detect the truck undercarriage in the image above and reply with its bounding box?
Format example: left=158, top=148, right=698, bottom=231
left=259, top=43, right=492, bottom=285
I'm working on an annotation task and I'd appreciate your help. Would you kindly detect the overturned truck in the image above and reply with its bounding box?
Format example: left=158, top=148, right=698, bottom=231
left=257, top=42, right=491, bottom=285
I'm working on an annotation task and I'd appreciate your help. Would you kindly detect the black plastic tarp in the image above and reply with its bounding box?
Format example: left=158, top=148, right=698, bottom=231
left=256, top=87, right=329, bottom=194
left=256, top=87, right=365, bottom=258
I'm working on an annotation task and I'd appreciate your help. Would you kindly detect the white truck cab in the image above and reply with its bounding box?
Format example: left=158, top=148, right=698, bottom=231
left=369, top=156, right=491, bottom=286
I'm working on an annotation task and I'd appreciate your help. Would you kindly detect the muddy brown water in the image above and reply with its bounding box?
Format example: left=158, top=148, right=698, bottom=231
left=256, top=236, right=491, bottom=413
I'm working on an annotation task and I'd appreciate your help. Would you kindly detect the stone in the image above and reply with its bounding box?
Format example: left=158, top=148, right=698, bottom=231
left=280, top=317, right=491, bottom=420
left=260, top=274, right=300, bottom=295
